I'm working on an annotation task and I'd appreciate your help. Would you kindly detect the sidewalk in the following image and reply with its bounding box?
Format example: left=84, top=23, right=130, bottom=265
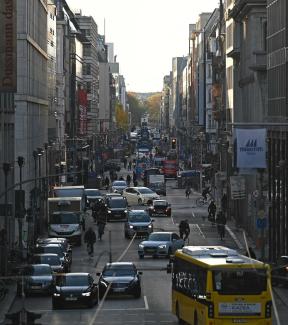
left=0, top=282, right=17, bottom=324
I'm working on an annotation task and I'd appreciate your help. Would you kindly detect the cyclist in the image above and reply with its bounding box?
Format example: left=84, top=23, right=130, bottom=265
left=185, top=186, right=191, bottom=199
left=126, top=174, right=131, bottom=186
left=207, top=200, right=217, bottom=224
left=216, top=210, right=226, bottom=240
left=179, top=219, right=190, bottom=241
left=104, top=176, right=110, bottom=190
left=84, top=227, right=96, bottom=256
left=202, top=186, right=211, bottom=201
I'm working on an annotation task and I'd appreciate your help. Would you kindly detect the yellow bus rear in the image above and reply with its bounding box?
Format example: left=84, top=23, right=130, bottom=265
left=171, top=246, right=272, bottom=325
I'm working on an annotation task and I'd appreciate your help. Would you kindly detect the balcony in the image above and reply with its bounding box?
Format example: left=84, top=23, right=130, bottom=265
left=249, top=51, right=266, bottom=71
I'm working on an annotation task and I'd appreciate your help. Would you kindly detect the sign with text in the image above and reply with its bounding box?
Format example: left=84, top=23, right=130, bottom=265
left=0, top=0, right=17, bottom=92
left=236, top=128, right=267, bottom=168
left=230, top=176, right=246, bottom=200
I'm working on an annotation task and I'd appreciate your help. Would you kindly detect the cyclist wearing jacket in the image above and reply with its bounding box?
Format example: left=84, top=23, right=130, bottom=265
left=84, top=227, right=96, bottom=256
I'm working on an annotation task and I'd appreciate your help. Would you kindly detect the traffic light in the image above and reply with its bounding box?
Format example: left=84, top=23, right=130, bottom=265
left=171, top=138, right=177, bottom=150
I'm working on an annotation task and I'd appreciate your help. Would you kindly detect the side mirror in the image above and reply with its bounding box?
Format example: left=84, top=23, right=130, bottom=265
left=151, top=219, right=155, bottom=222
left=96, top=272, right=101, bottom=276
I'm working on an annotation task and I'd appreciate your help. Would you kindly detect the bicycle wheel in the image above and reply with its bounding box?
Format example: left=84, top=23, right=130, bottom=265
left=196, top=197, right=204, bottom=207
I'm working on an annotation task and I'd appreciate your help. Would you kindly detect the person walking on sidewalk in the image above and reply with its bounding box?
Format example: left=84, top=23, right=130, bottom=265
left=208, top=200, right=217, bottom=224
left=84, top=227, right=96, bottom=256
left=128, top=160, right=132, bottom=171
left=216, top=210, right=226, bottom=240
left=97, top=214, right=106, bottom=241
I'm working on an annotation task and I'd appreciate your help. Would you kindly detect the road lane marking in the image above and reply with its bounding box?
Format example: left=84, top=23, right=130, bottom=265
left=144, top=295, right=149, bottom=310
left=171, top=214, right=175, bottom=225
left=191, top=209, right=195, bottom=218
left=195, top=224, right=206, bottom=239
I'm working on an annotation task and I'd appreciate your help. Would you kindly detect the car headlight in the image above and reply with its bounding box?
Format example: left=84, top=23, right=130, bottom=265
left=148, top=224, right=152, bottom=228
left=82, top=292, right=91, bottom=296
left=139, top=244, right=144, bottom=249
left=108, top=210, right=112, bottom=214
left=129, top=225, right=133, bottom=229
left=53, top=293, right=60, bottom=297
left=124, top=210, right=128, bottom=213
left=159, top=244, right=167, bottom=249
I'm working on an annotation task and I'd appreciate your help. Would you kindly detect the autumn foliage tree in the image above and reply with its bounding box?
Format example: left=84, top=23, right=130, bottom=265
left=115, top=102, right=129, bottom=131
left=127, top=93, right=146, bottom=127
left=145, top=93, right=161, bottom=125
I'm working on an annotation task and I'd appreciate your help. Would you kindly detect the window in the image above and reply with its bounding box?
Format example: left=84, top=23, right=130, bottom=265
left=226, top=66, right=233, bottom=90
left=226, top=23, right=233, bottom=50
left=86, top=81, right=91, bottom=93
left=83, top=45, right=91, bottom=56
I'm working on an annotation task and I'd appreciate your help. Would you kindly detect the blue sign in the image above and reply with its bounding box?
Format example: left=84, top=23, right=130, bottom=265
left=256, top=218, right=267, bottom=229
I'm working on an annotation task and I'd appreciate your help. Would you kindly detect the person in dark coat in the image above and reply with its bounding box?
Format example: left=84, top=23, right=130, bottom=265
left=84, top=227, right=96, bottom=256
left=179, top=219, right=190, bottom=241
left=126, top=174, right=131, bottom=186
left=208, top=201, right=217, bottom=223
left=104, top=177, right=110, bottom=190
left=216, top=210, right=226, bottom=240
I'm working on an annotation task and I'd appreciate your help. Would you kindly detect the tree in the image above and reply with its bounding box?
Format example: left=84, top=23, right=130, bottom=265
left=115, top=102, right=129, bottom=131
left=145, top=93, right=161, bottom=125
left=127, top=93, right=146, bottom=127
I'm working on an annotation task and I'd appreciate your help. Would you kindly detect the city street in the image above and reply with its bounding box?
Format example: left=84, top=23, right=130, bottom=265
left=8, top=178, right=287, bottom=324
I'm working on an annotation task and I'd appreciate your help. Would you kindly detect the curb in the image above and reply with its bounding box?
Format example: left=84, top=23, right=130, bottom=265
left=225, top=225, right=244, bottom=250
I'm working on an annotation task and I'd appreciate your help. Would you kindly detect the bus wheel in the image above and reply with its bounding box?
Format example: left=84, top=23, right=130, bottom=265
left=176, top=303, right=184, bottom=324
left=194, top=312, right=198, bottom=325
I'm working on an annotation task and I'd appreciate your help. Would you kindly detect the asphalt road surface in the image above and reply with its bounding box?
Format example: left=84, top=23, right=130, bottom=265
left=9, top=178, right=288, bottom=324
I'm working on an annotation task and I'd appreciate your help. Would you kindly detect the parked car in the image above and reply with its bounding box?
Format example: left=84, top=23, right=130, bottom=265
left=271, top=256, right=288, bottom=287
left=111, top=180, right=128, bottom=194
left=17, top=264, right=55, bottom=296
left=138, top=232, right=184, bottom=259
left=84, top=188, right=103, bottom=208
left=31, top=254, right=65, bottom=273
left=124, top=210, right=153, bottom=239
left=32, top=244, right=70, bottom=272
left=106, top=197, right=128, bottom=221
left=52, top=273, right=98, bottom=309
left=122, top=187, right=160, bottom=205
left=148, top=200, right=171, bottom=217
left=97, top=262, right=142, bottom=299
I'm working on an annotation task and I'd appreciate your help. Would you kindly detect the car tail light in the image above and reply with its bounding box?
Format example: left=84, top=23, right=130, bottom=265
left=265, top=301, right=272, bottom=318
left=208, top=302, right=214, bottom=318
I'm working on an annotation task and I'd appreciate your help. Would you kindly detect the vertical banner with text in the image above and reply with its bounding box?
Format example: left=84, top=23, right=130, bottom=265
left=0, top=0, right=17, bottom=92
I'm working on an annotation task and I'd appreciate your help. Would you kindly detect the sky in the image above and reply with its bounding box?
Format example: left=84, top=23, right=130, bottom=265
left=67, top=0, right=219, bottom=93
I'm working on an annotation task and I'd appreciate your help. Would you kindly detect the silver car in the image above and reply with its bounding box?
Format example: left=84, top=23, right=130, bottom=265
left=138, top=232, right=184, bottom=258
left=111, top=180, right=128, bottom=194
left=124, top=210, right=154, bottom=239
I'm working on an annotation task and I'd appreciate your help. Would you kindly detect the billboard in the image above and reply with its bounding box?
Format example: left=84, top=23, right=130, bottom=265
left=236, top=128, right=267, bottom=169
left=0, top=0, right=17, bottom=92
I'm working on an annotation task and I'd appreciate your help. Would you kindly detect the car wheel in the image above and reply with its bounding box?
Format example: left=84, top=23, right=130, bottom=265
left=138, top=198, right=143, bottom=205
left=134, top=286, right=141, bottom=298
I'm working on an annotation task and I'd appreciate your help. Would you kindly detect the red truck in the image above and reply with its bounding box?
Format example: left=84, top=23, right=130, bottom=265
left=163, top=160, right=178, bottom=179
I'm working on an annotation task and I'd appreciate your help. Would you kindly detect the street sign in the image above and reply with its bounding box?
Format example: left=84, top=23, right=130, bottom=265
left=256, top=217, right=267, bottom=229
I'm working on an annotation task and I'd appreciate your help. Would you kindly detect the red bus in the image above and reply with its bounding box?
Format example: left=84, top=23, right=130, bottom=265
left=163, top=160, right=178, bottom=178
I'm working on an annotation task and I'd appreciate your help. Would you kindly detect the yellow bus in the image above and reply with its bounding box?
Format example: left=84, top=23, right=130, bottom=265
left=169, top=246, right=272, bottom=325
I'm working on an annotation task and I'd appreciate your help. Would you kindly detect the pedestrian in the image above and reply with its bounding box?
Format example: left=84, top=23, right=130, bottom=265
left=202, top=186, right=211, bottom=201
left=104, top=176, right=110, bottom=190
left=123, top=157, right=127, bottom=169
left=208, top=200, right=217, bottom=224
left=221, top=193, right=227, bottom=215
left=179, top=219, right=190, bottom=241
left=84, top=227, right=96, bottom=256
left=133, top=171, right=137, bottom=183
left=126, top=174, right=131, bottom=186
left=185, top=186, right=191, bottom=199
left=245, top=246, right=257, bottom=259
left=216, top=210, right=226, bottom=240
left=134, top=180, right=138, bottom=187
left=128, top=161, right=132, bottom=171
left=97, top=213, right=106, bottom=241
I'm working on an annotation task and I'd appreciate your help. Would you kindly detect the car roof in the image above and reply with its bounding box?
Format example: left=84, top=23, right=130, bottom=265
left=33, top=253, right=59, bottom=257
left=151, top=231, right=173, bottom=235
left=105, top=262, right=134, bottom=267
left=63, top=272, right=89, bottom=277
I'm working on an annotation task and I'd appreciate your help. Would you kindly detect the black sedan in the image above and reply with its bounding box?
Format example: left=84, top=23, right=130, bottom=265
left=17, top=264, right=55, bottom=296
left=97, top=262, right=142, bottom=299
left=84, top=188, right=103, bottom=208
left=31, top=254, right=65, bottom=274
left=106, top=197, right=128, bottom=221
left=52, top=273, right=98, bottom=309
left=36, top=238, right=72, bottom=264
left=148, top=200, right=171, bottom=217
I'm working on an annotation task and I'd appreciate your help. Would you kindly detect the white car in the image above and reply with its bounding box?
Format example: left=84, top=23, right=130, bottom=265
left=122, top=187, right=160, bottom=205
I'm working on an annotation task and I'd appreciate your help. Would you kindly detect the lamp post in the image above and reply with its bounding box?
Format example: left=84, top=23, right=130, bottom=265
left=17, top=156, right=25, bottom=252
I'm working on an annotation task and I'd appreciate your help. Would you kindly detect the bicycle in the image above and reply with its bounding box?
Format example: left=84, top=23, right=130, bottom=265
left=195, top=196, right=210, bottom=207
left=0, top=279, right=8, bottom=302
left=86, top=242, right=94, bottom=257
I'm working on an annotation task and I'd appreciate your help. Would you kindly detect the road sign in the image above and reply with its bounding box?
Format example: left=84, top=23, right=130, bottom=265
left=256, top=217, right=267, bottom=229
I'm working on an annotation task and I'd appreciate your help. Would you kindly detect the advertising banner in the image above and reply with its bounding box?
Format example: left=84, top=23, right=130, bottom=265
left=78, top=88, right=88, bottom=136
left=0, top=0, right=17, bottom=92
left=236, top=128, right=266, bottom=168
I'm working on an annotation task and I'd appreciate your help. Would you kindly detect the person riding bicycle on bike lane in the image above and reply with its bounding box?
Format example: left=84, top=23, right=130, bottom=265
left=96, top=201, right=107, bottom=240
left=216, top=210, right=226, bottom=240
left=179, top=219, right=190, bottom=241
left=202, top=186, right=211, bottom=201
left=208, top=200, right=217, bottom=224
left=185, top=185, right=191, bottom=199
left=84, top=227, right=96, bottom=256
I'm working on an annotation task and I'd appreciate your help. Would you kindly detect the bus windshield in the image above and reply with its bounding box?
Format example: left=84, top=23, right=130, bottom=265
left=212, top=269, right=267, bottom=295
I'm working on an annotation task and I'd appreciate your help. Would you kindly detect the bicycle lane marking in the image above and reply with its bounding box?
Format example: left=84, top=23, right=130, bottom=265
left=194, top=224, right=206, bottom=239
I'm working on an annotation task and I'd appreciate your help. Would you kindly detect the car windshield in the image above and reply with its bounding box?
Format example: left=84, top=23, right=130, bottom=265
left=129, top=211, right=150, bottom=222
left=24, top=265, right=51, bottom=276
left=113, top=181, right=127, bottom=186
left=154, top=201, right=168, bottom=207
left=50, top=213, right=80, bottom=224
left=34, top=246, right=64, bottom=257
left=108, top=199, right=127, bottom=208
left=85, top=190, right=101, bottom=196
left=35, top=255, right=60, bottom=266
left=148, top=233, right=171, bottom=241
left=213, top=269, right=267, bottom=295
left=54, top=188, right=83, bottom=197
left=57, top=275, right=89, bottom=286
left=103, top=265, right=135, bottom=277
left=138, top=188, right=154, bottom=194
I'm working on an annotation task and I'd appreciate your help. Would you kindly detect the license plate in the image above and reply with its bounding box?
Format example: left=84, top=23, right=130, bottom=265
left=146, top=248, right=155, bottom=252
left=233, top=320, right=248, bottom=324
left=113, top=288, right=125, bottom=292
left=65, top=297, right=77, bottom=301
left=60, top=225, right=69, bottom=228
